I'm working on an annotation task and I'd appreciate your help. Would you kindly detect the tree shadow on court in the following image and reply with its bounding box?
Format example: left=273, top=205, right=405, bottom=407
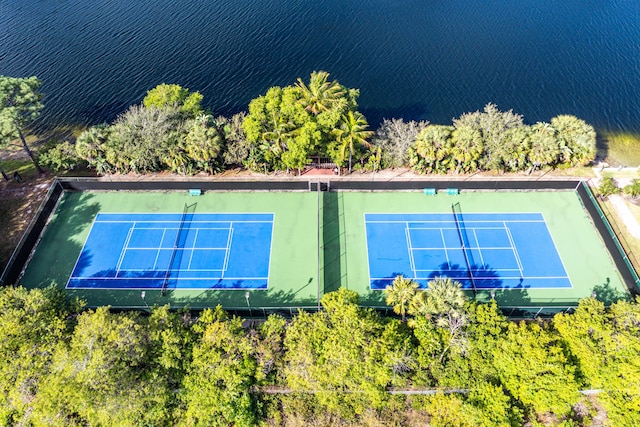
left=322, top=191, right=345, bottom=294
left=20, top=192, right=101, bottom=291
left=426, top=262, right=535, bottom=308
left=163, top=286, right=320, bottom=313
left=357, top=290, right=387, bottom=308
left=427, top=262, right=503, bottom=290
left=592, top=277, right=632, bottom=304
left=490, top=285, right=532, bottom=309
left=71, top=251, right=94, bottom=278
left=370, top=272, right=405, bottom=291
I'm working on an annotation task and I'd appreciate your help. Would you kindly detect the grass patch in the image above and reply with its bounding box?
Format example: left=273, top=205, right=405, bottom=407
left=549, top=166, right=596, bottom=178
left=602, top=170, right=640, bottom=179
left=600, top=198, right=640, bottom=275
left=0, top=159, right=38, bottom=180
left=599, top=132, right=640, bottom=167
left=627, top=200, right=640, bottom=227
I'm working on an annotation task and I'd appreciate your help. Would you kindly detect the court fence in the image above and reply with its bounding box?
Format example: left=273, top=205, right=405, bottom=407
left=217, top=305, right=579, bottom=320
left=576, top=181, right=640, bottom=295
left=0, top=179, right=65, bottom=286
left=4, top=177, right=639, bottom=317
left=57, top=176, right=582, bottom=192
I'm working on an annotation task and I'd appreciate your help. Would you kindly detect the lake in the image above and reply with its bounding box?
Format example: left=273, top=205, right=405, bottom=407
left=1, top=0, right=640, bottom=132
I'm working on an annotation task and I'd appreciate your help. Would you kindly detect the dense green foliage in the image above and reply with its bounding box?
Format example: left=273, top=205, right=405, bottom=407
left=142, top=83, right=204, bottom=118
left=37, top=140, right=81, bottom=172
left=1, top=285, right=638, bottom=426
left=242, top=71, right=372, bottom=172
left=73, top=85, right=234, bottom=175
left=3, top=74, right=599, bottom=176
left=598, top=176, right=620, bottom=197
left=0, top=75, right=45, bottom=172
left=408, top=104, right=597, bottom=174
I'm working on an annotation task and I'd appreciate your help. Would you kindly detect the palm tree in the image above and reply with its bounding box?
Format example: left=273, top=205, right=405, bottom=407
left=262, top=119, right=296, bottom=157
left=165, top=143, right=190, bottom=175
left=529, top=122, right=560, bottom=170
left=384, top=275, right=419, bottom=322
left=75, top=125, right=111, bottom=173
left=408, top=277, right=467, bottom=322
left=550, top=115, right=597, bottom=166
left=184, top=114, right=223, bottom=174
left=333, top=111, right=374, bottom=173
left=295, top=71, right=345, bottom=115
left=451, top=124, right=483, bottom=173
left=409, top=277, right=469, bottom=361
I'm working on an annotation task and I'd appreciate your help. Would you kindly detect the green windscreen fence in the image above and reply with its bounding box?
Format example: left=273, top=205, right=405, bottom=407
left=577, top=181, right=640, bottom=294
left=1, top=179, right=64, bottom=286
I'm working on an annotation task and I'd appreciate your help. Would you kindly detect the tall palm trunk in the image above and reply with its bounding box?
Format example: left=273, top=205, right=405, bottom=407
left=16, top=127, right=43, bottom=173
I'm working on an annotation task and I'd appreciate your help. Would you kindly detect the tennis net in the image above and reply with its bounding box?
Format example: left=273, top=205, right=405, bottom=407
left=162, top=203, right=191, bottom=295
left=451, top=203, right=477, bottom=295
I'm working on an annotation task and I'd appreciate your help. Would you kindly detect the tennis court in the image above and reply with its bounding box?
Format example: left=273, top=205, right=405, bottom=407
left=365, top=209, right=570, bottom=290
left=20, top=190, right=320, bottom=309
left=67, top=210, right=274, bottom=290
left=17, top=181, right=632, bottom=311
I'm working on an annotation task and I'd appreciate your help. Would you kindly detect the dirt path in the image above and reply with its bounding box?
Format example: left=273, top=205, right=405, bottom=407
left=592, top=165, right=640, bottom=241
left=609, top=195, right=640, bottom=239
left=0, top=173, right=55, bottom=271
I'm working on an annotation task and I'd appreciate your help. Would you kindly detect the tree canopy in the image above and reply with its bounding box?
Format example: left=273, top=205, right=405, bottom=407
left=143, top=83, right=204, bottom=118
left=409, top=103, right=597, bottom=174
left=242, top=71, right=372, bottom=173
left=0, top=285, right=638, bottom=426
left=0, top=75, right=44, bottom=172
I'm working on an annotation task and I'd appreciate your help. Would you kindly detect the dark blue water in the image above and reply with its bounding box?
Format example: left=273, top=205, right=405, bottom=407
left=2, top=0, right=640, bottom=131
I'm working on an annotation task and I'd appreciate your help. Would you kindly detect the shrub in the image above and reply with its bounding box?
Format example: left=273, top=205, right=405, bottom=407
left=598, top=177, right=619, bottom=197
left=38, top=140, right=81, bottom=172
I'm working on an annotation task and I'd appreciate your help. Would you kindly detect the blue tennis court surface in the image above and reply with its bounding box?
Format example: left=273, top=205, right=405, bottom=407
left=67, top=212, right=274, bottom=290
left=365, top=212, right=571, bottom=290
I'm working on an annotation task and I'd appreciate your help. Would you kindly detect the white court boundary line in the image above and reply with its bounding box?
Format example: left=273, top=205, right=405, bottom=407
left=118, top=224, right=233, bottom=273
left=405, top=223, right=416, bottom=278
left=504, top=222, right=524, bottom=273
left=67, top=212, right=275, bottom=289
left=407, top=223, right=521, bottom=276
left=115, top=223, right=135, bottom=273
left=365, top=212, right=571, bottom=289
left=221, top=226, right=234, bottom=278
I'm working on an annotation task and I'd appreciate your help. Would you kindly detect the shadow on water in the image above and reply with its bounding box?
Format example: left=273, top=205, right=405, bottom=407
left=361, top=103, right=431, bottom=127
left=80, top=100, right=132, bottom=125
left=595, top=133, right=610, bottom=164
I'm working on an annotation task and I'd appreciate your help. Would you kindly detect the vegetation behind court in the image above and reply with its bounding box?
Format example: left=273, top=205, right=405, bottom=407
left=0, top=285, right=638, bottom=427
left=19, top=72, right=599, bottom=178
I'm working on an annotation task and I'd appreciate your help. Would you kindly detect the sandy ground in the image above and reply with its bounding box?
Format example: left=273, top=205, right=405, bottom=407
left=592, top=166, right=640, bottom=240
left=608, top=195, right=640, bottom=239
